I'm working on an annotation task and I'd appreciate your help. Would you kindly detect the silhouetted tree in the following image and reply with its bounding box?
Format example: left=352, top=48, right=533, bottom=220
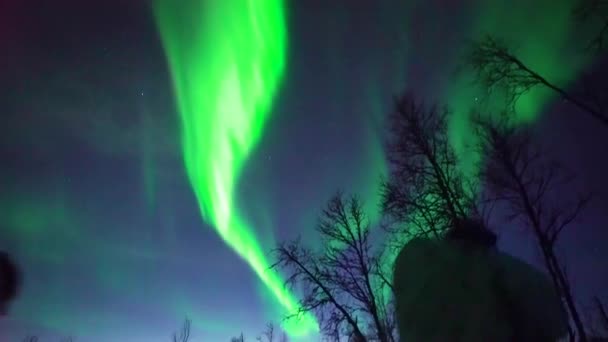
left=172, top=318, right=191, bottom=342
left=255, top=322, right=287, bottom=342
left=255, top=322, right=274, bottom=342
left=230, top=333, right=245, bottom=342
left=466, top=35, right=608, bottom=128
left=272, top=193, right=396, bottom=341
left=475, top=114, right=591, bottom=341
left=381, top=93, right=481, bottom=240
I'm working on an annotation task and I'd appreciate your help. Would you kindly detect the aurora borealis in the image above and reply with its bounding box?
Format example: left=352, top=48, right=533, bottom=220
left=1, top=0, right=607, bottom=341
left=152, top=0, right=318, bottom=336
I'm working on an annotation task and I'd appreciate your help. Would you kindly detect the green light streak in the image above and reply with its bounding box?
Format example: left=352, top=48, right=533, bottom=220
left=152, top=0, right=318, bottom=336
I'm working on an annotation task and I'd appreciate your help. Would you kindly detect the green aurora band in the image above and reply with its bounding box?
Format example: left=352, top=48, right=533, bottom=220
left=152, top=0, right=318, bottom=337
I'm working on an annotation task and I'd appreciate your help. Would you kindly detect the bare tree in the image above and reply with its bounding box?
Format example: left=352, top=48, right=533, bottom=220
left=271, top=193, right=396, bottom=342
left=465, top=35, right=608, bottom=128
left=172, top=318, right=191, bottom=342
left=475, top=114, right=591, bottom=341
left=256, top=322, right=275, bottom=342
left=255, top=322, right=287, bottom=342
left=465, top=4, right=608, bottom=337
left=230, top=333, right=245, bottom=342
left=381, top=93, right=481, bottom=240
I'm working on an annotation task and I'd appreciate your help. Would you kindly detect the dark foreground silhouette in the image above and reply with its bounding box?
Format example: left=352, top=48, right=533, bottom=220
left=0, top=251, right=20, bottom=316
left=393, top=219, right=568, bottom=341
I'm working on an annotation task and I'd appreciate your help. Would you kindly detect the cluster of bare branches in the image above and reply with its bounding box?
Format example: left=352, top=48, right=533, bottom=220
left=230, top=333, right=245, bottom=342
left=264, top=93, right=593, bottom=341
left=381, top=93, right=480, bottom=240
left=255, top=322, right=287, bottom=342
left=474, top=114, right=592, bottom=341
left=466, top=36, right=544, bottom=109
left=230, top=322, right=288, bottom=342
left=376, top=79, right=600, bottom=341
left=271, top=193, right=396, bottom=342
left=464, top=3, right=608, bottom=336
left=466, top=36, right=608, bottom=128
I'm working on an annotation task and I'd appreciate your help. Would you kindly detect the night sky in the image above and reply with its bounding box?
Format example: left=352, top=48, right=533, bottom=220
left=1, top=0, right=607, bottom=341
